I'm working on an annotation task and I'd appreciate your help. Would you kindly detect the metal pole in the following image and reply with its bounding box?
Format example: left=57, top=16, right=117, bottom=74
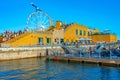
left=109, top=44, right=112, bottom=59
left=99, top=51, right=101, bottom=59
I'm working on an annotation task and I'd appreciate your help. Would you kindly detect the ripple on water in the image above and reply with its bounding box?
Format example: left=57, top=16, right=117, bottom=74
left=0, top=58, right=120, bottom=80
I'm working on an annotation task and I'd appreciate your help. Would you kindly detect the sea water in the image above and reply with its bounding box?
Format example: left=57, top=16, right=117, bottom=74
left=0, top=58, right=120, bottom=80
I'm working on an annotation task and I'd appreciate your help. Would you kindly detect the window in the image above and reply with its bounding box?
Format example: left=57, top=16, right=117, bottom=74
left=55, top=39, right=57, bottom=42
left=46, top=38, right=51, bottom=44
left=88, top=32, right=92, bottom=36
left=88, top=32, right=90, bottom=36
left=76, top=29, right=78, bottom=35
left=38, top=37, right=44, bottom=45
left=91, top=32, right=92, bottom=35
left=80, top=30, right=82, bottom=35
left=60, top=38, right=64, bottom=43
left=84, top=31, right=86, bottom=36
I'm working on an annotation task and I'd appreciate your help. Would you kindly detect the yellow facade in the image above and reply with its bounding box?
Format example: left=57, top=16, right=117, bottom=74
left=63, top=22, right=117, bottom=43
left=88, top=34, right=117, bottom=43
left=3, top=31, right=53, bottom=47
left=2, top=21, right=118, bottom=47
left=64, top=24, right=88, bottom=42
left=110, top=35, right=118, bottom=42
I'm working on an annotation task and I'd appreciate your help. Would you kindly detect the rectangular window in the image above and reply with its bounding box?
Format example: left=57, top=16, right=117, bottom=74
left=38, top=37, right=44, bottom=45
left=91, top=32, right=92, bottom=35
left=88, top=32, right=92, bottom=36
left=80, top=30, right=82, bottom=35
left=46, top=38, right=51, bottom=44
left=84, top=31, right=86, bottom=36
left=55, top=39, right=57, bottom=42
left=88, top=32, right=90, bottom=36
left=76, top=29, right=78, bottom=35
left=60, top=38, right=64, bottom=43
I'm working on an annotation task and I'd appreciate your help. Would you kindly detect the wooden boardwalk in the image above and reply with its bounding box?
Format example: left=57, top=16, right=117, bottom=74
left=48, top=56, right=120, bottom=67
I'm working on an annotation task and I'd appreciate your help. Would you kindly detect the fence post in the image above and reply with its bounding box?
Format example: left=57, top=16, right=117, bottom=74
left=99, top=52, right=101, bottom=59
left=109, top=44, right=112, bottom=60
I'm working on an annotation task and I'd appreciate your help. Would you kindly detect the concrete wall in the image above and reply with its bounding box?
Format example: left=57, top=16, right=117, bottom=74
left=0, top=46, right=62, bottom=61
left=0, top=50, right=46, bottom=60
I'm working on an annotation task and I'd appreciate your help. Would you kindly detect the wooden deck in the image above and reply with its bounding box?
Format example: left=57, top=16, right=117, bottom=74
left=47, top=56, right=120, bottom=67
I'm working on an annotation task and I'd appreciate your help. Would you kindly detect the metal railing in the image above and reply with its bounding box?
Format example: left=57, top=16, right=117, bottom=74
left=49, top=43, right=120, bottom=60
left=50, top=50, right=120, bottom=60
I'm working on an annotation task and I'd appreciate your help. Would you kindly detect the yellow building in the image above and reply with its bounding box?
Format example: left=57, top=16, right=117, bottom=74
left=88, top=34, right=118, bottom=43
left=59, top=21, right=117, bottom=43
left=64, top=23, right=88, bottom=42
left=1, top=21, right=118, bottom=47
left=2, top=31, right=53, bottom=47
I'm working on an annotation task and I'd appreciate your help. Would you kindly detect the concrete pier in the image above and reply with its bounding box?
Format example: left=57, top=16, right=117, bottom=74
left=48, top=56, right=120, bottom=67
left=0, top=46, right=62, bottom=61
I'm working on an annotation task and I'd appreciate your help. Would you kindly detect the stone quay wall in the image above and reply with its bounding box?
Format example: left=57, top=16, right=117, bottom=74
left=0, top=46, right=62, bottom=61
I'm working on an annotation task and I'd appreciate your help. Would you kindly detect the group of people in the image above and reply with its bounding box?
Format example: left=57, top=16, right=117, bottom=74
left=0, top=29, right=27, bottom=42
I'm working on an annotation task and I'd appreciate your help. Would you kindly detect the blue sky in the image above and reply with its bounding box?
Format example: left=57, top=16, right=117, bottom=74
left=0, top=0, right=120, bottom=39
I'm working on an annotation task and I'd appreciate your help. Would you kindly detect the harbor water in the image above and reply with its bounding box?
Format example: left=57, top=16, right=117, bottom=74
left=0, top=57, right=120, bottom=80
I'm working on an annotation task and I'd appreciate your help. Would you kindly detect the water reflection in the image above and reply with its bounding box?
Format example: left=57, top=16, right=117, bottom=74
left=0, top=58, right=120, bottom=80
